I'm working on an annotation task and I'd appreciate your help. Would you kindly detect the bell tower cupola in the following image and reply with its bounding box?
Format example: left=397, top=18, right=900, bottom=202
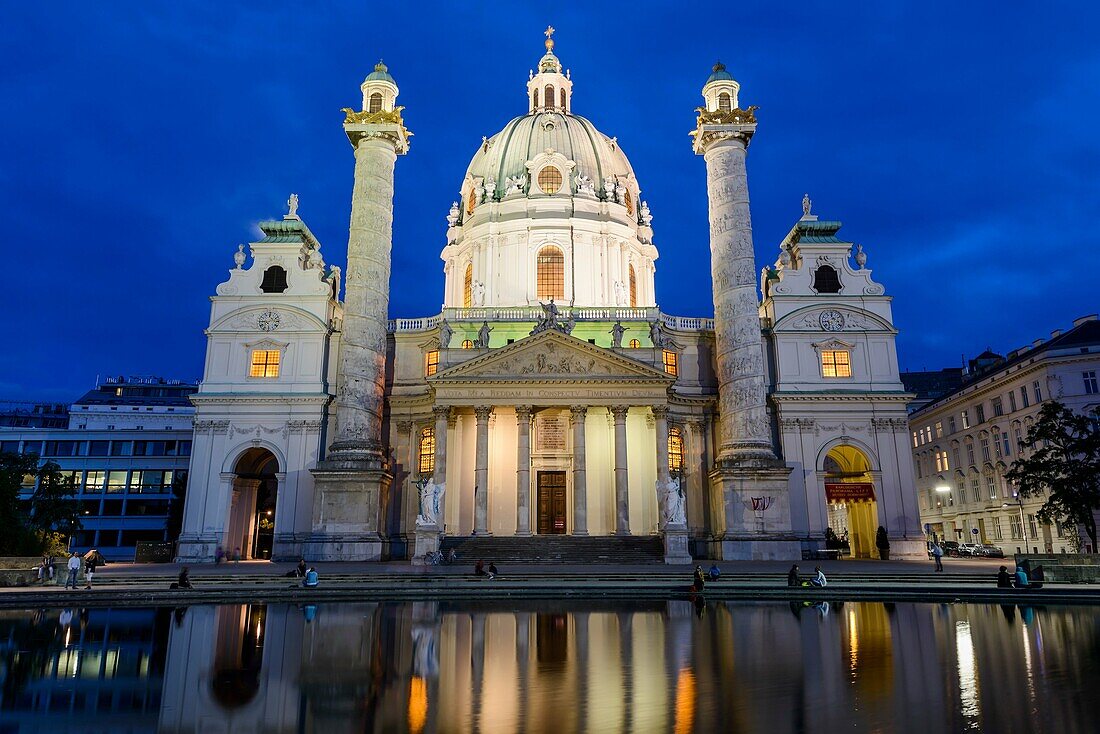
left=526, top=26, right=573, bottom=114
left=701, top=61, right=740, bottom=113
left=360, top=60, right=399, bottom=113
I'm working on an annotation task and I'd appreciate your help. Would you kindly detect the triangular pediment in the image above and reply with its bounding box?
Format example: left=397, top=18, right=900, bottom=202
left=430, top=330, right=674, bottom=383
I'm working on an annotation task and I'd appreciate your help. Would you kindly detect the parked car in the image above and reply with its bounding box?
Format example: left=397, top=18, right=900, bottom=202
left=942, top=541, right=962, bottom=557
left=978, top=544, right=1005, bottom=558
left=959, top=543, right=983, bottom=557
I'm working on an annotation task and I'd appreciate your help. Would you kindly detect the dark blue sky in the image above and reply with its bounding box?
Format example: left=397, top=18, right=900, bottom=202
left=3, top=3, right=1098, bottom=401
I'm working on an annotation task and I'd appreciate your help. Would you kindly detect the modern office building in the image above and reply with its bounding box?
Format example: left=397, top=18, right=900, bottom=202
left=909, top=315, right=1100, bottom=554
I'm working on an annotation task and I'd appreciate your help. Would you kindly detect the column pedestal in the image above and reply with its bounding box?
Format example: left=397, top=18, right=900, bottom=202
left=412, top=526, right=441, bottom=565
left=304, top=466, right=391, bottom=561
left=712, top=462, right=799, bottom=561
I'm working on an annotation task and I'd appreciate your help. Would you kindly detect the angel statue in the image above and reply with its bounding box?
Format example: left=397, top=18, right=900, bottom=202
left=416, top=478, right=445, bottom=527
left=574, top=172, right=595, bottom=196
left=438, top=318, right=453, bottom=348
left=287, top=193, right=300, bottom=218
left=610, top=320, right=626, bottom=348
left=658, top=477, right=687, bottom=527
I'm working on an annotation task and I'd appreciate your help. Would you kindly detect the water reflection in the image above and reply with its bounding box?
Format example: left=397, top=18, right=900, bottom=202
left=1, top=600, right=1098, bottom=732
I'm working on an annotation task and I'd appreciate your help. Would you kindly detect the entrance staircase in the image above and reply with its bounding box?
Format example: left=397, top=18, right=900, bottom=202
left=439, top=535, right=665, bottom=564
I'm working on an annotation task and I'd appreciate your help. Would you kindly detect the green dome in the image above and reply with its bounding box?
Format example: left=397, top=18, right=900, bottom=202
left=365, top=60, right=396, bottom=85
left=706, top=61, right=734, bottom=85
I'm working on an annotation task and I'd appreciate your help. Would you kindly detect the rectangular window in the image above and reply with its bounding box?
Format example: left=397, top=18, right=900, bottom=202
left=912, top=431, right=919, bottom=448
left=110, top=441, right=132, bottom=456
left=934, top=421, right=943, bottom=439
left=975, top=404, right=986, bottom=424
left=417, top=427, right=435, bottom=476
left=249, top=349, right=281, bottom=378
left=1008, top=390, right=1017, bottom=412
left=1010, top=514, right=1022, bottom=539
left=84, top=470, right=106, bottom=493
left=994, top=434, right=1003, bottom=460
left=1033, top=380, right=1042, bottom=402
left=1001, top=432, right=1011, bottom=457
left=425, top=350, right=440, bottom=377
left=980, top=436, right=991, bottom=462
left=970, top=478, right=981, bottom=503
left=821, top=350, right=851, bottom=378
left=948, top=417, right=957, bottom=435
left=131, top=470, right=167, bottom=494
left=955, top=477, right=966, bottom=504
left=952, top=446, right=961, bottom=468
left=1013, top=426, right=1024, bottom=452
left=992, top=397, right=1003, bottom=417
left=986, top=475, right=998, bottom=500
left=87, top=440, right=110, bottom=456
left=992, top=517, right=1003, bottom=540
left=106, top=470, right=128, bottom=493
left=1028, top=514, right=1038, bottom=539
left=961, top=410, right=970, bottom=429
left=966, top=442, right=975, bottom=466
left=1020, top=386, right=1030, bottom=408
left=662, top=350, right=679, bottom=377
left=1085, top=371, right=1099, bottom=395
left=915, top=458, right=923, bottom=479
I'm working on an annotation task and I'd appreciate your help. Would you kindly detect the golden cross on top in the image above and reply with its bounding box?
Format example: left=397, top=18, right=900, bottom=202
left=544, top=25, right=555, bottom=39
left=544, top=25, right=555, bottom=51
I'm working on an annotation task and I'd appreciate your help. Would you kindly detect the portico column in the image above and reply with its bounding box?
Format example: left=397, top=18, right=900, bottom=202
left=432, top=406, right=450, bottom=531
left=655, top=405, right=691, bottom=563
left=611, top=406, right=631, bottom=535
left=473, top=406, right=493, bottom=535
left=653, top=406, right=672, bottom=526
left=515, top=406, right=533, bottom=536
left=570, top=406, right=589, bottom=536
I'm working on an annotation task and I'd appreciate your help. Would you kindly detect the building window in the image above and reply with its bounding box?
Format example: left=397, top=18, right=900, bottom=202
left=955, top=476, right=966, bottom=504
left=417, top=427, right=435, bottom=475
left=961, top=410, right=970, bottom=429
left=1013, top=425, right=1024, bottom=452
left=948, top=416, right=957, bottom=434
left=970, top=477, right=981, bottom=503
left=544, top=85, right=555, bottom=108
left=1028, top=514, right=1038, bottom=539
left=934, top=421, right=943, bottom=439
left=467, top=188, right=476, bottom=215
left=84, top=470, right=106, bottom=493
left=668, top=426, right=684, bottom=473
left=992, top=397, right=1003, bottom=417
left=915, top=458, right=922, bottom=479
left=821, top=350, right=851, bottom=378
left=629, top=338, right=641, bottom=349
left=461, top=339, right=474, bottom=349
left=812, top=265, right=842, bottom=294
left=536, top=246, right=565, bottom=300
left=532, top=89, right=538, bottom=108
left=425, top=350, right=439, bottom=376
left=1085, top=371, right=1099, bottom=395
left=952, top=446, right=961, bottom=468
left=1009, top=390, right=1017, bottom=412
left=537, top=166, right=563, bottom=195
left=463, top=263, right=473, bottom=308
left=662, top=350, right=678, bottom=376
left=368, top=92, right=383, bottom=113
left=250, top=349, right=281, bottom=378
left=1020, top=386, right=1030, bottom=408
left=912, top=431, right=918, bottom=448
left=980, top=434, right=991, bottom=462
left=1033, top=380, right=1042, bottom=402
left=623, top=188, right=634, bottom=215
left=260, top=266, right=288, bottom=293
left=1009, top=514, right=1022, bottom=539
left=975, top=404, right=986, bottom=424
left=1000, top=431, right=1011, bottom=457
left=986, top=474, right=998, bottom=500
left=107, top=470, right=128, bottom=493
left=992, top=517, right=1003, bottom=540
left=629, top=265, right=638, bottom=307
left=559, top=87, right=567, bottom=109
left=718, top=92, right=731, bottom=112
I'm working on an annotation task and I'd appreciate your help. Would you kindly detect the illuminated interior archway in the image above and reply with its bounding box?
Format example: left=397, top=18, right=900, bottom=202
left=227, top=447, right=279, bottom=560
left=822, top=444, right=880, bottom=559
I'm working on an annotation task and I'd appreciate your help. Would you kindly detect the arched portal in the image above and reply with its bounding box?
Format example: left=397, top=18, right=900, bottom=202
left=227, top=447, right=279, bottom=560
left=822, top=445, right=879, bottom=559
left=211, top=604, right=267, bottom=710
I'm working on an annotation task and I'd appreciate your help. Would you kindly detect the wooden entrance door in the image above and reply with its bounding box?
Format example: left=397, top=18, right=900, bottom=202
left=536, top=471, right=567, bottom=534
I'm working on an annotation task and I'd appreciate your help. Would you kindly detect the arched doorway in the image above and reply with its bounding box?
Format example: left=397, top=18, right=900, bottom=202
left=212, top=604, right=266, bottom=710
left=227, top=447, right=279, bottom=560
left=822, top=445, right=879, bottom=559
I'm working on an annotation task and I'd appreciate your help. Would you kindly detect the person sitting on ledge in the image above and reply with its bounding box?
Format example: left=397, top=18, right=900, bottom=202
left=177, top=567, right=193, bottom=589
left=708, top=564, right=721, bottom=582
left=302, top=568, right=319, bottom=588
left=1013, top=564, right=1030, bottom=589
left=997, top=566, right=1013, bottom=588
left=810, top=566, right=827, bottom=588
left=487, top=562, right=499, bottom=579
left=474, top=559, right=486, bottom=577
left=692, top=565, right=706, bottom=593
left=787, top=564, right=801, bottom=587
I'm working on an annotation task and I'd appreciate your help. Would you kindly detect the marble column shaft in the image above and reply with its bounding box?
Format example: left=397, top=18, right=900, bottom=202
left=699, top=133, right=776, bottom=462
left=473, top=406, right=492, bottom=534
left=611, top=406, right=631, bottom=535
left=570, top=406, right=589, bottom=535
left=432, top=406, right=450, bottom=530
left=516, top=406, right=533, bottom=536
left=653, top=405, right=677, bottom=529
left=329, top=136, right=399, bottom=465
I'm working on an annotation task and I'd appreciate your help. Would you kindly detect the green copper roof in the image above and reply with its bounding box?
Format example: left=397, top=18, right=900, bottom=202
left=365, top=60, right=396, bottom=85
left=257, top=218, right=322, bottom=251
left=706, top=61, right=734, bottom=84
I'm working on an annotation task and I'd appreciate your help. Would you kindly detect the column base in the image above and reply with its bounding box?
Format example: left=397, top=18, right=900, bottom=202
left=308, top=464, right=391, bottom=562
left=411, top=527, right=442, bottom=566
left=719, top=537, right=803, bottom=561
left=663, top=527, right=693, bottom=565
left=175, top=533, right=222, bottom=563
left=711, top=462, right=797, bottom=561
left=885, top=538, right=929, bottom=560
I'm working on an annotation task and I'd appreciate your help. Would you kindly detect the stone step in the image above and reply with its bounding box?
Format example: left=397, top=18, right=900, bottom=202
left=439, top=536, right=665, bottom=564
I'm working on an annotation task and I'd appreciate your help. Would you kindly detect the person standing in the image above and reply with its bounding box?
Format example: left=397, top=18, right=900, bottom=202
left=84, top=554, right=98, bottom=590
left=65, top=553, right=80, bottom=590
left=931, top=542, right=944, bottom=572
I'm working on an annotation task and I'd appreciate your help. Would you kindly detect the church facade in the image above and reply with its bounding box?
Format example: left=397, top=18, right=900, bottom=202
left=176, top=32, right=925, bottom=564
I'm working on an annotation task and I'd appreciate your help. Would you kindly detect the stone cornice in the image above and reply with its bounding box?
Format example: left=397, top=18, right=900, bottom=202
left=771, top=392, right=914, bottom=403
left=190, top=393, right=333, bottom=405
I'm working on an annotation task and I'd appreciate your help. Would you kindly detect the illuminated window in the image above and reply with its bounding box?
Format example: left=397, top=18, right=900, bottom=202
left=461, top=339, right=474, bottom=349
left=536, top=246, right=565, bottom=300
left=629, top=338, right=641, bottom=349
left=668, top=426, right=684, bottom=473
left=629, top=264, right=637, bottom=307
left=425, top=350, right=439, bottom=376
left=559, top=87, right=567, bottom=109
left=544, top=85, right=554, bottom=108
left=463, top=263, right=473, bottom=308
left=250, top=349, right=281, bottom=378
left=538, top=166, right=563, bottom=195
left=662, top=349, right=678, bottom=376
left=466, top=188, right=476, bottom=215
left=368, top=92, right=383, bottom=113
left=820, top=350, right=850, bottom=378
left=418, top=427, right=435, bottom=475
left=718, top=92, right=731, bottom=112
left=623, top=188, right=633, bottom=216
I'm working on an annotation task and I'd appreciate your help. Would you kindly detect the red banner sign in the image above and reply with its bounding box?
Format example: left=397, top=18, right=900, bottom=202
left=825, top=482, right=875, bottom=503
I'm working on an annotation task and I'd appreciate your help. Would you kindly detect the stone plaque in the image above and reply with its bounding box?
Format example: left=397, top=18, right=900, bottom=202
left=536, top=413, right=567, bottom=452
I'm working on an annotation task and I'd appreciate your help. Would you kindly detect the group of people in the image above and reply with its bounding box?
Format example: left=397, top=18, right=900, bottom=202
left=691, top=564, right=722, bottom=592
left=787, top=564, right=827, bottom=588
left=997, top=564, right=1044, bottom=589
left=474, top=560, right=499, bottom=579
left=62, top=552, right=98, bottom=590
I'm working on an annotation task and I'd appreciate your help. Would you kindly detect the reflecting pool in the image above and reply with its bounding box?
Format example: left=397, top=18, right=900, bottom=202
left=1, top=600, right=1098, bottom=732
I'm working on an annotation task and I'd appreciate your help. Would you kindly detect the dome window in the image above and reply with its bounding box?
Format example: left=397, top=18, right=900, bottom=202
left=628, top=265, right=638, bottom=307
left=260, top=266, right=288, bottom=293
left=537, top=166, right=563, bottom=195
left=532, top=89, right=539, bottom=108
left=544, top=85, right=555, bottom=109
left=623, top=188, right=634, bottom=216
left=368, top=92, right=383, bottom=113
left=559, top=87, right=567, bottom=110
left=536, top=246, right=565, bottom=301
left=718, top=92, right=732, bottom=112
left=461, top=339, right=475, bottom=349
left=463, top=263, right=473, bottom=308
left=466, top=188, right=476, bottom=215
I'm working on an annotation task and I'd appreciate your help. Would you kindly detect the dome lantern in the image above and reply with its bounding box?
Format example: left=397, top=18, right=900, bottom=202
left=360, top=60, right=400, bottom=114
left=526, top=26, right=573, bottom=114
left=701, top=61, right=740, bottom=114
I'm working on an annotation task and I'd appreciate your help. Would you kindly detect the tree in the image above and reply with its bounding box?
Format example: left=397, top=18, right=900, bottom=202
left=29, top=461, right=82, bottom=540
left=1005, top=401, right=1100, bottom=552
left=0, top=451, right=39, bottom=555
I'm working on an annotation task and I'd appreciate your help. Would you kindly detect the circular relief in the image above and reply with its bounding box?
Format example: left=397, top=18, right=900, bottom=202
left=819, top=310, right=845, bottom=332
left=257, top=310, right=281, bottom=332
left=537, top=166, right=563, bottom=194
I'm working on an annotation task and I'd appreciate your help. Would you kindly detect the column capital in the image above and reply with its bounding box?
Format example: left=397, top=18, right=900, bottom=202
left=343, top=108, right=411, bottom=153
left=473, top=405, right=494, bottom=422
left=610, top=405, right=631, bottom=420
left=651, top=404, right=670, bottom=419
left=569, top=405, right=589, bottom=423
left=515, top=405, right=534, bottom=420
left=396, top=420, right=413, bottom=434
left=432, top=405, right=451, bottom=420
left=691, top=107, right=757, bottom=156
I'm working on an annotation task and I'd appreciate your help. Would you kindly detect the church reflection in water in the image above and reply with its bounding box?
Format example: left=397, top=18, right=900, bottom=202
left=3, top=600, right=1100, bottom=732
